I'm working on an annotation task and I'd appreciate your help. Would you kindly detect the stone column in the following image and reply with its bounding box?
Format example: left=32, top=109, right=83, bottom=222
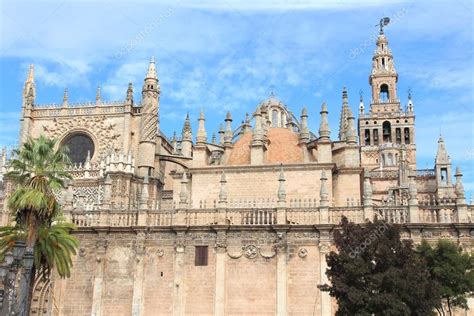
left=408, top=172, right=419, bottom=223
left=362, top=169, right=374, bottom=221
left=131, top=232, right=146, bottom=316
left=217, top=172, right=228, bottom=225
left=275, top=231, right=288, bottom=315
left=319, top=170, right=329, bottom=224
left=319, top=233, right=332, bottom=316
left=214, top=230, right=227, bottom=316
left=173, top=231, right=186, bottom=316
left=277, top=166, right=287, bottom=224
left=91, top=233, right=108, bottom=316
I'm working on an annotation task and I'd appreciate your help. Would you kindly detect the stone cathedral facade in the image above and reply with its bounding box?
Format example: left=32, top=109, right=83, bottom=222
left=0, top=30, right=473, bottom=315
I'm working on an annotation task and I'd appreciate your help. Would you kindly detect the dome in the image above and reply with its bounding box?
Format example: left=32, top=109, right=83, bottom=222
left=226, top=128, right=303, bottom=165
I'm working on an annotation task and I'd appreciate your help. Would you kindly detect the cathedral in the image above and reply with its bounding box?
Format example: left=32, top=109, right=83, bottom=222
left=0, top=28, right=472, bottom=315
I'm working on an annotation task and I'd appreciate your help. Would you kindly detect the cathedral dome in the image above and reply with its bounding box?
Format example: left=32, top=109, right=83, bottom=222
left=226, top=128, right=303, bottom=165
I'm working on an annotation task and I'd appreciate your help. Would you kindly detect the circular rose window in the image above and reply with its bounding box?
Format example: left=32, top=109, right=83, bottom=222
left=62, top=133, right=95, bottom=164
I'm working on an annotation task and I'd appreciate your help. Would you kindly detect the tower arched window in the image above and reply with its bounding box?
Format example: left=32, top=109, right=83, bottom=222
left=404, top=127, right=410, bottom=144
left=380, top=84, right=389, bottom=101
left=382, top=121, right=392, bottom=143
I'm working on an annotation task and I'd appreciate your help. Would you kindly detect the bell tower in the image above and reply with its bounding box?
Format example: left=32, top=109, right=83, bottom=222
left=358, top=19, right=416, bottom=171
left=137, top=57, right=160, bottom=177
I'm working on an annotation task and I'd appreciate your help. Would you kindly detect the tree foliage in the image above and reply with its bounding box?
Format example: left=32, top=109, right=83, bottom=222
left=417, top=239, right=474, bottom=315
left=319, top=217, right=440, bottom=315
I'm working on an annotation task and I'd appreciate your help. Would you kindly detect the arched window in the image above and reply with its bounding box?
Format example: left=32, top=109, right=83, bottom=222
left=395, top=128, right=401, bottom=144
left=387, top=153, right=393, bottom=166
left=382, top=121, right=392, bottom=143
left=373, top=129, right=379, bottom=145
left=272, top=110, right=278, bottom=127
left=62, top=132, right=95, bottom=164
left=380, top=84, right=389, bottom=101
left=404, top=127, right=410, bottom=144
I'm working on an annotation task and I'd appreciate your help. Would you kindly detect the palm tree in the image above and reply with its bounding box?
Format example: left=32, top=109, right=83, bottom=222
left=4, top=135, right=73, bottom=314
left=0, top=218, right=79, bottom=279
left=6, top=135, right=71, bottom=250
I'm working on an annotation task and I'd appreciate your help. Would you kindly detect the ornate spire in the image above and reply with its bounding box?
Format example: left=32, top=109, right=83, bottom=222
left=23, top=64, right=36, bottom=106
left=359, top=90, right=364, bottom=114
left=211, top=132, right=216, bottom=144
left=345, top=107, right=357, bottom=144
left=62, top=88, right=69, bottom=106
left=338, top=87, right=350, bottom=141
left=435, top=135, right=450, bottom=164
left=319, top=170, right=329, bottom=207
left=277, top=165, right=286, bottom=204
left=363, top=169, right=373, bottom=206
left=182, top=113, right=192, bottom=141
left=224, top=112, right=233, bottom=145
left=95, top=85, right=102, bottom=104
left=179, top=172, right=189, bottom=207
left=126, top=82, right=134, bottom=105
left=455, top=166, right=465, bottom=202
left=171, top=131, right=177, bottom=153
left=318, top=102, right=330, bottom=141
left=218, top=124, right=225, bottom=145
left=219, top=171, right=227, bottom=203
left=146, top=56, right=158, bottom=80
left=252, top=106, right=264, bottom=144
left=196, top=110, right=207, bottom=145
left=242, top=113, right=251, bottom=133
left=299, top=107, right=310, bottom=142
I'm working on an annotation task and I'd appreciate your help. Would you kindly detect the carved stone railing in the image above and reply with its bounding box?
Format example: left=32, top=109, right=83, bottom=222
left=330, top=207, right=364, bottom=224
left=68, top=204, right=466, bottom=228
left=416, top=169, right=436, bottom=178
left=375, top=206, right=408, bottom=223
left=286, top=208, right=320, bottom=225
left=369, top=170, right=399, bottom=179
left=227, top=208, right=277, bottom=225
left=419, top=206, right=455, bottom=223
left=32, top=104, right=127, bottom=118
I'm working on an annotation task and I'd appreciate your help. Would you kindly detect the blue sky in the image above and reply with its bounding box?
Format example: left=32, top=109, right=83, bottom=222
left=0, top=0, right=473, bottom=197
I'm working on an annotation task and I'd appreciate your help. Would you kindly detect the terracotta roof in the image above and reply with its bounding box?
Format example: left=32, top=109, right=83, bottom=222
left=226, top=128, right=303, bottom=165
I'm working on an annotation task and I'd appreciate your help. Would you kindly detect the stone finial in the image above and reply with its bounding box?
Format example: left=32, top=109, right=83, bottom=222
left=179, top=172, right=189, bottom=207
left=182, top=113, right=192, bottom=141
left=407, top=89, right=414, bottom=112
left=455, top=166, right=465, bottom=201
left=363, top=169, right=373, bottom=206
left=277, top=165, right=286, bottom=203
left=23, top=64, right=36, bottom=106
left=224, top=112, right=233, bottom=146
left=196, top=110, right=207, bottom=145
left=408, top=172, right=418, bottom=204
left=26, top=64, right=34, bottom=83
left=345, top=107, right=357, bottom=144
left=318, top=102, right=330, bottom=141
left=299, top=107, right=310, bottom=142
left=85, top=150, right=91, bottom=169
left=320, top=170, right=329, bottom=207
left=242, top=113, right=251, bottom=133
left=139, top=174, right=150, bottom=210
left=95, top=85, right=102, bottom=104
left=252, top=106, right=264, bottom=144
left=218, top=171, right=227, bottom=204
left=211, top=132, right=216, bottom=144
left=146, top=56, right=158, bottom=80
left=62, top=88, right=69, bottom=106
left=63, top=179, right=74, bottom=211
left=435, top=135, right=450, bottom=164
left=338, top=87, right=350, bottom=141
left=218, top=124, right=225, bottom=145
left=359, top=91, right=364, bottom=114
left=126, top=82, right=134, bottom=105
left=171, top=131, right=178, bottom=153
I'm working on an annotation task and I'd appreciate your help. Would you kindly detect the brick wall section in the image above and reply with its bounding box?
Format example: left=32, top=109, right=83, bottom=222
left=225, top=255, right=277, bottom=315
left=101, top=234, right=135, bottom=316
left=287, top=244, right=320, bottom=315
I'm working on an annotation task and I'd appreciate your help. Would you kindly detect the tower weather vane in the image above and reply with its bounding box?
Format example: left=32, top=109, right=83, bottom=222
left=377, top=17, right=390, bottom=34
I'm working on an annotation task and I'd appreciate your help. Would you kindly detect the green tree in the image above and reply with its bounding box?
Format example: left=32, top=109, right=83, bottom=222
left=319, top=217, right=440, bottom=315
left=6, top=135, right=71, bottom=250
left=417, top=239, right=474, bottom=316
left=0, top=218, right=79, bottom=279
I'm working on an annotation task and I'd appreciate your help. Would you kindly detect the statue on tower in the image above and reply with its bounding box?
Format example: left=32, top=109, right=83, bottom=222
left=377, top=17, right=390, bottom=34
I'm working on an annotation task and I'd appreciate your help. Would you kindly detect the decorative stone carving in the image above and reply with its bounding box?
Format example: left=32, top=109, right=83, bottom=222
left=79, top=248, right=87, bottom=257
left=42, top=116, right=121, bottom=159
left=157, top=249, right=164, bottom=257
left=244, top=244, right=259, bottom=259
left=298, top=248, right=308, bottom=258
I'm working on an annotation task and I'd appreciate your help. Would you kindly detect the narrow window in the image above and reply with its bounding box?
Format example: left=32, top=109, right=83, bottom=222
left=195, top=246, right=208, bottom=266
left=395, top=128, right=401, bottom=144
left=382, top=121, right=392, bottom=143
left=380, top=84, right=389, bottom=101
left=364, top=129, right=371, bottom=145
left=373, top=129, right=379, bottom=145
left=404, top=127, right=410, bottom=144
left=440, top=168, right=448, bottom=184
